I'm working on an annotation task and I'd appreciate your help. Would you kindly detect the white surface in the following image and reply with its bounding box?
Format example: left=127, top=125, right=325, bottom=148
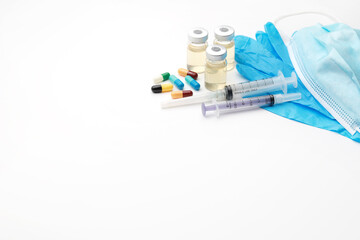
left=0, top=0, right=360, bottom=239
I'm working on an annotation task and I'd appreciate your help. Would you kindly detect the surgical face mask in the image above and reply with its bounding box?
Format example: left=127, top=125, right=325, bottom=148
left=275, top=12, right=360, bottom=135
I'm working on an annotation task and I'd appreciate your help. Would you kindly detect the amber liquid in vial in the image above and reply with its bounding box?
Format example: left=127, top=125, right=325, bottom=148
left=205, top=59, right=227, bottom=91
left=214, top=39, right=235, bottom=71
left=187, top=42, right=208, bottom=74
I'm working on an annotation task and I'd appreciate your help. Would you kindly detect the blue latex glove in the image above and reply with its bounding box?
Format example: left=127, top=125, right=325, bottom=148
left=234, top=22, right=360, bottom=142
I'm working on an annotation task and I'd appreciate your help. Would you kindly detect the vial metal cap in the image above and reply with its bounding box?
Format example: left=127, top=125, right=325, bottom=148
left=206, top=45, right=227, bottom=61
left=188, top=27, right=208, bottom=44
left=214, top=25, right=235, bottom=41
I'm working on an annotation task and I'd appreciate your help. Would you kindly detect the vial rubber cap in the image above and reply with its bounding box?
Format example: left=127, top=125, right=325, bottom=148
left=206, top=45, right=227, bottom=61
left=188, top=28, right=208, bottom=44
left=214, top=25, right=235, bottom=41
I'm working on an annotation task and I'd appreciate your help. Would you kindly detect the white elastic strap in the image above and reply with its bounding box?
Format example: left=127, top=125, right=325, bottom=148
left=274, top=11, right=340, bottom=45
left=274, top=11, right=339, bottom=26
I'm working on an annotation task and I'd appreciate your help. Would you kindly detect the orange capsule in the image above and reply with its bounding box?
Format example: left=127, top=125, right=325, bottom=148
left=171, top=90, right=193, bottom=99
left=178, top=68, right=198, bottom=80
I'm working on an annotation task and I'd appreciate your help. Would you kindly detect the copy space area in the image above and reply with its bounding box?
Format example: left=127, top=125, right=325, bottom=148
left=0, top=1, right=359, bottom=239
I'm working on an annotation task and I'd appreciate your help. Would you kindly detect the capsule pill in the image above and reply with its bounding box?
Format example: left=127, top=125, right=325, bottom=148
left=185, top=76, right=200, bottom=91
left=151, top=83, right=173, bottom=93
left=171, top=90, right=193, bottom=99
left=178, top=68, right=198, bottom=80
left=169, top=75, right=185, bottom=90
left=153, top=72, right=170, bottom=84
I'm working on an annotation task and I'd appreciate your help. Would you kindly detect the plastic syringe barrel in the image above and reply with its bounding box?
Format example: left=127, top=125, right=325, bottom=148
left=202, top=93, right=301, bottom=117
left=225, top=71, right=298, bottom=100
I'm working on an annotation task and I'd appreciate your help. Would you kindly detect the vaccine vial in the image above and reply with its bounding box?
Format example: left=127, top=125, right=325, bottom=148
left=205, top=45, right=227, bottom=91
left=214, top=25, right=235, bottom=71
left=187, top=28, right=208, bottom=74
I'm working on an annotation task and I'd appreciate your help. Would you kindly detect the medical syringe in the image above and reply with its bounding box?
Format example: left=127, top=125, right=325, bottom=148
left=202, top=93, right=301, bottom=117
left=161, top=71, right=298, bottom=109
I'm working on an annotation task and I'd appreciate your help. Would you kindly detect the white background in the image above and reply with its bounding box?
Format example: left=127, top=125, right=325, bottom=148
left=1, top=0, right=360, bottom=239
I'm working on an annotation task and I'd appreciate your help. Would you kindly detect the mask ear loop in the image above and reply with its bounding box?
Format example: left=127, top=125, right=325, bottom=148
left=273, top=11, right=340, bottom=45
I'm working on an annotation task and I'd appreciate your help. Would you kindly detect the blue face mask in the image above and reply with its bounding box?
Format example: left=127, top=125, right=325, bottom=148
left=288, top=23, right=360, bottom=135
left=234, top=14, right=360, bottom=142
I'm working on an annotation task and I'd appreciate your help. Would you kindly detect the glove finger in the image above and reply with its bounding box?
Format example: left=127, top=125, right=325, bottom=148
left=234, top=35, right=274, bottom=59
left=255, top=31, right=280, bottom=58
left=255, top=30, right=295, bottom=75
left=264, top=22, right=293, bottom=66
left=236, top=63, right=272, bottom=80
left=235, top=35, right=294, bottom=75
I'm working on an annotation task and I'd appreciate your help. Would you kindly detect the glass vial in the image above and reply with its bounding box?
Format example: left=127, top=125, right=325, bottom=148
left=205, top=45, right=227, bottom=91
left=187, top=28, right=208, bottom=74
left=214, top=25, right=235, bottom=71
